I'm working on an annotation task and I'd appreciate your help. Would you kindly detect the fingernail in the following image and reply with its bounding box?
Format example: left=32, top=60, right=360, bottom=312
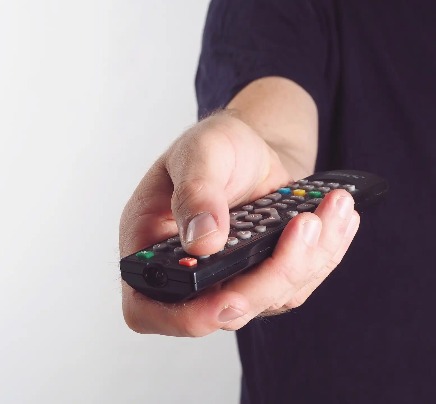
left=218, top=306, right=244, bottom=323
left=336, top=196, right=353, bottom=219
left=185, top=212, right=218, bottom=244
left=302, top=220, right=321, bottom=247
left=345, top=214, right=359, bottom=238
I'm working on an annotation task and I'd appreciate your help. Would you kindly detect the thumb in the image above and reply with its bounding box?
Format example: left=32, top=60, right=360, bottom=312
left=171, top=177, right=230, bottom=256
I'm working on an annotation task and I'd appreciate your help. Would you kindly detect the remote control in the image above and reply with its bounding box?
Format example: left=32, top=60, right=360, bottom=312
left=120, top=170, right=388, bottom=303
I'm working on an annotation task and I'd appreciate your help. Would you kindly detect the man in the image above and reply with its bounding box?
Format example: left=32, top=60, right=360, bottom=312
left=120, top=1, right=436, bottom=402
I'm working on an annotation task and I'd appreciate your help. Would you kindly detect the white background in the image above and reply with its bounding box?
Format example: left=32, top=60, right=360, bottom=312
left=0, top=1, right=241, bottom=403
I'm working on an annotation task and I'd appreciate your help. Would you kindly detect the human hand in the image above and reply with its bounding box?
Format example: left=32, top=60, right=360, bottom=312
left=119, top=113, right=360, bottom=336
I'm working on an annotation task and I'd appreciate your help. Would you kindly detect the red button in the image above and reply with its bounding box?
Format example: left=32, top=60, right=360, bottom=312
left=178, top=257, right=197, bottom=267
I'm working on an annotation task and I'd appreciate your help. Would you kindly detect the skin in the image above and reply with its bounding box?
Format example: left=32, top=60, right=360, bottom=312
left=119, top=76, right=360, bottom=337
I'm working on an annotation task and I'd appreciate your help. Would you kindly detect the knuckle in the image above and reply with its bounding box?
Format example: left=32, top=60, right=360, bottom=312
left=325, top=256, right=341, bottom=273
left=179, top=319, right=207, bottom=338
left=288, top=292, right=308, bottom=309
left=266, top=301, right=286, bottom=312
left=172, top=178, right=205, bottom=214
left=179, top=320, right=200, bottom=337
left=271, top=258, right=307, bottom=290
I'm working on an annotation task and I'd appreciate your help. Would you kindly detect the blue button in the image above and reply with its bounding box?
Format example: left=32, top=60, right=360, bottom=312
left=277, top=187, right=291, bottom=195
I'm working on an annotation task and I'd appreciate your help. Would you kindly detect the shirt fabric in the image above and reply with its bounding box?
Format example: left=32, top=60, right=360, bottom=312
left=196, top=1, right=436, bottom=403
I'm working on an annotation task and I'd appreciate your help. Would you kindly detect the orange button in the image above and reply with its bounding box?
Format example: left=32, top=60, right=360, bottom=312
left=293, top=189, right=306, bottom=196
left=178, top=257, right=198, bottom=267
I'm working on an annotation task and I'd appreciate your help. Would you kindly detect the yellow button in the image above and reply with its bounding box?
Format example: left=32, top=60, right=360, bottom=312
left=293, top=189, right=306, bottom=196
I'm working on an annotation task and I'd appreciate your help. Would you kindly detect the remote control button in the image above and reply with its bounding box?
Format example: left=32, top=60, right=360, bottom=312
left=302, top=185, right=315, bottom=191
left=289, top=196, right=305, bottom=203
left=136, top=250, right=154, bottom=260
left=297, top=203, right=316, bottom=212
left=245, top=213, right=263, bottom=222
left=264, top=193, right=282, bottom=201
left=308, top=191, right=323, bottom=198
left=227, top=237, right=239, bottom=246
left=254, top=198, right=273, bottom=207
left=282, top=199, right=298, bottom=206
left=290, top=183, right=300, bottom=189
left=197, top=255, right=210, bottom=260
left=342, top=184, right=356, bottom=192
left=174, top=247, right=185, bottom=255
left=241, top=205, right=254, bottom=212
left=277, top=187, right=291, bottom=195
left=237, top=231, right=252, bottom=240
left=326, top=182, right=340, bottom=188
left=153, top=243, right=168, bottom=251
left=255, top=225, right=267, bottom=233
left=293, top=189, right=306, bottom=197
left=260, top=217, right=281, bottom=226
left=286, top=211, right=298, bottom=218
left=230, top=210, right=248, bottom=219
left=255, top=208, right=281, bottom=226
left=233, top=221, right=254, bottom=230
left=317, top=187, right=330, bottom=193
left=271, top=203, right=288, bottom=210
left=230, top=211, right=250, bottom=228
left=167, top=236, right=181, bottom=245
left=307, top=198, right=323, bottom=205
left=178, top=257, right=197, bottom=267
left=297, top=179, right=308, bottom=185
left=311, top=181, right=324, bottom=187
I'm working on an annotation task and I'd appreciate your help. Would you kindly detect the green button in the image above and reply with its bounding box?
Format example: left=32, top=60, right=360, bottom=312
left=136, top=250, right=154, bottom=260
left=308, top=191, right=323, bottom=198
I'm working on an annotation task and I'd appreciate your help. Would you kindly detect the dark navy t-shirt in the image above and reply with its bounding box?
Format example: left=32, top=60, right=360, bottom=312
left=196, top=1, right=436, bottom=403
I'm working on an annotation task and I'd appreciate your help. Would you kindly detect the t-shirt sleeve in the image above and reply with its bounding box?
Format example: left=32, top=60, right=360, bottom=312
left=195, top=0, right=329, bottom=119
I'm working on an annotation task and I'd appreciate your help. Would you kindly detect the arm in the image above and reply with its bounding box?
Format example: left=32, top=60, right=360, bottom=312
left=226, top=76, right=318, bottom=180
left=119, top=77, right=360, bottom=336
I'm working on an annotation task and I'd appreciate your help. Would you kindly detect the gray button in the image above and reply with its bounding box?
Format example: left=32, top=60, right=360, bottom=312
left=290, top=196, right=305, bottom=203
left=290, top=183, right=300, bottom=189
left=326, top=182, right=340, bottom=188
left=242, top=205, right=254, bottom=212
left=254, top=198, right=273, bottom=207
left=237, top=231, right=252, bottom=240
left=297, top=179, right=308, bottom=185
left=297, top=203, right=315, bottom=212
left=271, top=203, right=288, bottom=210
left=245, top=213, right=263, bottom=222
left=227, top=237, right=239, bottom=246
left=167, top=236, right=181, bottom=245
left=311, top=181, right=324, bottom=187
left=230, top=210, right=248, bottom=219
left=260, top=217, right=281, bottom=226
left=174, top=246, right=185, bottom=254
left=282, top=199, right=298, bottom=206
left=230, top=211, right=250, bottom=228
left=307, top=198, right=323, bottom=205
left=317, top=187, right=331, bottom=193
left=286, top=211, right=298, bottom=218
left=302, top=185, right=315, bottom=191
left=264, top=193, right=282, bottom=201
left=255, top=225, right=267, bottom=233
left=343, top=184, right=356, bottom=192
left=153, top=243, right=168, bottom=251
left=233, top=221, right=254, bottom=230
left=255, top=207, right=281, bottom=226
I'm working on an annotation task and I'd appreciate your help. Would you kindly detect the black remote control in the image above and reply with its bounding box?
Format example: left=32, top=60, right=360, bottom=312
left=120, top=170, right=388, bottom=303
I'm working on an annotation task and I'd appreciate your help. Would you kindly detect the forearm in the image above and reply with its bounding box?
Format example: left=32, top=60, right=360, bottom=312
left=226, top=76, right=318, bottom=180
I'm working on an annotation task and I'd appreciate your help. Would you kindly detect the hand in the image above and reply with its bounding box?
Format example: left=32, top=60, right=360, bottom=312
left=119, top=113, right=360, bottom=336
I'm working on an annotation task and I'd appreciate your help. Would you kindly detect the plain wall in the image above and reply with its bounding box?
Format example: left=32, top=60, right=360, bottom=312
left=0, top=1, right=241, bottom=403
